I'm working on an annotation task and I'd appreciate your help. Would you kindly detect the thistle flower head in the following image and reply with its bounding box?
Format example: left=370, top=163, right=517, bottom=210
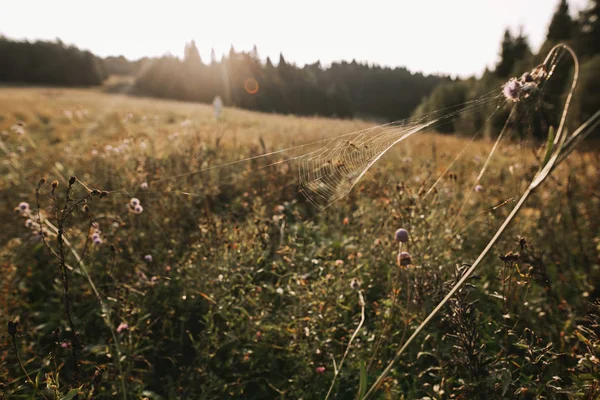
left=474, top=184, right=484, bottom=192
left=394, top=228, right=409, bottom=243
left=140, top=182, right=148, bottom=190
left=130, top=198, right=140, bottom=207
left=93, top=237, right=103, bottom=246
left=18, top=202, right=30, bottom=212
left=133, top=204, right=143, bottom=214
left=503, top=78, right=521, bottom=102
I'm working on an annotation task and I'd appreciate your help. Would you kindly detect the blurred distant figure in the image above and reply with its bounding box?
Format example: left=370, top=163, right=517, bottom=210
left=213, top=95, right=223, bottom=120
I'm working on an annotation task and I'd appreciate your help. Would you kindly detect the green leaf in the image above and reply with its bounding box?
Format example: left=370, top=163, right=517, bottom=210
left=60, top=389, right=79, bottom=400
left=35, top=369, right=42, bottom=389
left=356, top=361, right=367, bottom=400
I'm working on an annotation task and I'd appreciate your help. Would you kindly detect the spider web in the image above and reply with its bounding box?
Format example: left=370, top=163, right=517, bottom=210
left=295, top=93, right=502, bottom=209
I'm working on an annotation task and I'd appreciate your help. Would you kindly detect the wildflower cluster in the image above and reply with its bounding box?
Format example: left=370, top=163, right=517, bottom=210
left=90, top=224, right=103, bottom=246
left=129, top=198, right=144, bottom=214
left=503, top=64, right=547, bottom=102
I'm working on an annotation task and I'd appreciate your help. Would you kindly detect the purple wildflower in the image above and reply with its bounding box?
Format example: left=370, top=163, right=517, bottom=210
left=503, top=78, right=521, bottom=102
left=144, top=254, right=153, bottom=262
left=394, top=228, right=409, bottom=243
left=18, top=202, right=29, bottom=212
left=129, top=198, right=140, bottom=207
left=474, top=184, right=484, bottom=192
left=134, top=204, right=143, bottom=214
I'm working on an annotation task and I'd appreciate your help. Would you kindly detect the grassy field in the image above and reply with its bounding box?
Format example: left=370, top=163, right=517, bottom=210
left=1, top=87, right=599, bottom=399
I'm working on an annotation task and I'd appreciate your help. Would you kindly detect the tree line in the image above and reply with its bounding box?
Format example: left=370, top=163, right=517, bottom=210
left=134, top=43, right=448, bottom=120
left=0, top=37, right=106, bottom=86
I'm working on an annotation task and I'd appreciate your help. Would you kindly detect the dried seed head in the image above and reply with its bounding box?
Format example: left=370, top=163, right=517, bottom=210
left=350, top=278, right=361, bottom=290
left=397, top=251, right=412, bottom=267
left=51, top=180, right=59, bottom=189
left=69, top=176, right=77, bottom=186
left=7, top=321, right=19, bottom=336
left=110, top=244, right=116, bottom=253
left=100, top=191, right=109, bottom=198
left=394, top=228, right=409, bottom=243
left=91, top=189, right=100, bottom=196
left=82, top=204, right=89, bottom=212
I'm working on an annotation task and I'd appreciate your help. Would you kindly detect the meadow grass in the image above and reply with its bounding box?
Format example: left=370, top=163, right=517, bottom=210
left=0, top=87, right=598, bottom=399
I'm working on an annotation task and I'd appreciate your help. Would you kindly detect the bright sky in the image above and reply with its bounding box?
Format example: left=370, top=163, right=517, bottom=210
left=0, top=0, right=589, bottom=78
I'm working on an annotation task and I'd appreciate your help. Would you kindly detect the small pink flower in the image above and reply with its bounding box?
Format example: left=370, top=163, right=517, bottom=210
left=140, top=182, right=148, bottom=190
left=18, top=202, right=29, bottom=212
left=334, top=260, right=344, bottom=267
left=474, top=184, right=484, bottom=192
left=117, top=323, right=129, bottom=333
left=316, top=366, right=325, bottom=374
left=144, top=254, right=153, bottom=262
left=133, top=205, right=143, bottom=214
left=129, top=198, right=140, bottom=207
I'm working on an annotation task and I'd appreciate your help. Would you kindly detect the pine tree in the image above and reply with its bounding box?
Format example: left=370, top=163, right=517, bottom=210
left=577, top=0, right=600, bottom=56
left=547, top=0, right=574, bottom=42
left=496, top=29, right=515, bottom=77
